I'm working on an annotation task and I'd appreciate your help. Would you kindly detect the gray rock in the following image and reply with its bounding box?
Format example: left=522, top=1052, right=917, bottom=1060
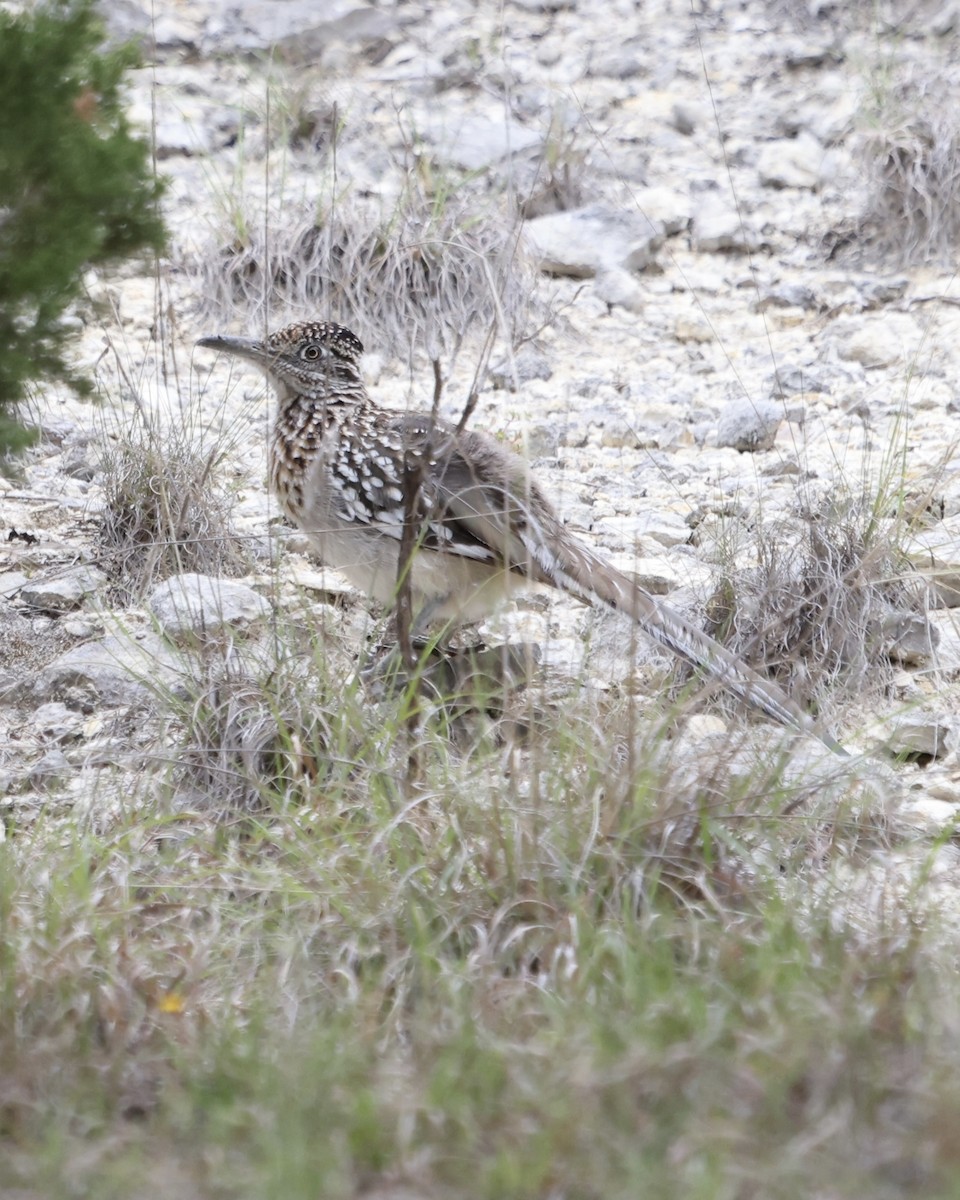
left=673, top=317, right=713, bottom=344
left=27, top=749, right=73, bottom=789
left=761, top=459, right=802, bottom=478
left=62, top=449, right=97, bottom=482
left=61, top=618, right=101, bottom=639
left=586, top=43, right=646, bottom=80
left=148, top=574, right=272, bottom=642
left=283, top=532, right=319, bottom=559
left=509, top=0, right=577, bottom=9
left=594, top=268, right=645, bottom=313
left=0, top=571, right=27, bottom=598
left=886, top=715, right=954, bottom=759
left=756, top=131, right=832, bottom=191
left=153, top=113, right=215, bottom=160
left=898, top=796, right=960, bottom=834
left=0, top=669, right=19, bottom=702
left=930, top=1, right=960, bottom=35
left=692, top=193, right=759, bottom=252
left=151, top=12, right=203, bottom=51
left=669, top=101, right=708, bottom=136
left=915, top=559, right=960, bottom=611
left=859, top=278, right=909, bottom=309
left=418, top=112, right=541, bottom=172
left=526, top=426, right=565, bottom=457
left=31, top=633, right=185, bottom=707
left=756, top=283, right=818, bottom=311
left=203, top=1, right=395, bottom=56
left=907, top=517, right=960, bottom=607
left=489, top=348, right=554, bottom=391
left=523, top=204, right=664, bottom=278
left=613, top=510, right=691, bottom=549
left=883, top=611, right=940, bottom=665
left=101, top=1, right=201, bottom=52
left=927, top=609, right=960, bottom=670
left=99, top=0, right=153, bottom=46
left=33, top=701, right=84, bottom=743
left=19, top=566, right=107, bottom=614
left=716, top=398, right=783, bottom=453
left=767, top=365, right=831, bottom=397
left=599, top=417, right=640, bottom=449
left=630, top=185, right=694, bottom=235
left=783, top=43, right=845, bottom=70
left=834, top=313, right=922, bottom=369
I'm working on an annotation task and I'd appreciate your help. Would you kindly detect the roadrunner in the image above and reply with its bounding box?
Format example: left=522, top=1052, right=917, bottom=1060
left=198, top=320, right=846, bottom=754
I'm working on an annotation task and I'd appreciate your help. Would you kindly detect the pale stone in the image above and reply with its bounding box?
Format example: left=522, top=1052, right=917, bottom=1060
left=883, top=611, right=940, bottom=665
left=757, top=131, right=833, bottom=191
left=899, top=797, right=959, bottom=834
left=148, top=573, right=272, bottom=642
left=523, top=204, right=664, bottom=278
left=32, top=633, right=185, bottom=707
left=19, top=566, right=107, bottom=614
left=886, top=715, right=954, bottom=759
left=908, top=519, right=960, bottom=608
left=418, top=111, right=541, bottom=172
left=716, top=398, right=783, bottom=453
left=692, top=193, right=759, bottom=252
left=834, top=313, right=923, bottom=369
left=594, top=269, right=646, bottom=314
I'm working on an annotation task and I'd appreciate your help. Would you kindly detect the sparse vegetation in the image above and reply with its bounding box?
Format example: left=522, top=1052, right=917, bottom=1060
left=166, top=634, right=352, bottom=814
left=96, top=406, right=248, bottom=600
left=700, top=487, right=920, bottom=710
left=518, top=106, right=594, bottom=220
left=197, top=176, right=541, bottom=367
left=858, top=70, right=960, bottom=265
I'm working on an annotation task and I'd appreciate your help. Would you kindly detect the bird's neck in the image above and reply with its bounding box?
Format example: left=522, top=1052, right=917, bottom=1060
left=272, top=381, right=372, bottom=448
left=273, top=375, right=370, bottom=409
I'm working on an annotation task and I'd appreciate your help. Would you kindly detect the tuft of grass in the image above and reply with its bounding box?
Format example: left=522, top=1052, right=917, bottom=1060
left=696, top=487, right=920, bottom=714
left=858, top=70, right=960, bottom=265
left=195, top=175, right=541, bottom=365
left=96, top=408, right=248, bottom=601
left=163, top=633, right=356, bottom=815
left=517, top=105, right=594, bottom=219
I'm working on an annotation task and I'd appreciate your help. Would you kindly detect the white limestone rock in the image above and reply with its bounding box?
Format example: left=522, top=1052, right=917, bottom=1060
left=148, top=573, right=272, bottom=643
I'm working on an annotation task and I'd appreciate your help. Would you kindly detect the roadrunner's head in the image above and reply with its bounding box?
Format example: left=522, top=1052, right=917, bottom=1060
left=197, top=320, right=366, bottom=403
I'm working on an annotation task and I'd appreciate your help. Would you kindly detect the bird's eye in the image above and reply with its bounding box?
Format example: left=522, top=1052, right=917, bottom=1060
left=303, top=344, right=321, bottom=360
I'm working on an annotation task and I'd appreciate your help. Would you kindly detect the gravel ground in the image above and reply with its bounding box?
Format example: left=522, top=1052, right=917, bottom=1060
left=4, top=0, right=960, bottom=873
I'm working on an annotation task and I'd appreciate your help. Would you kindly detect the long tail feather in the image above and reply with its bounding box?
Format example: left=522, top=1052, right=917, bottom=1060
left=528, top=522, right=848, bottom=756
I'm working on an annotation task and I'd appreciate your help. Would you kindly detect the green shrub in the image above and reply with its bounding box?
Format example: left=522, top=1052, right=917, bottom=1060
left=0, top=0, right=165, bottom=457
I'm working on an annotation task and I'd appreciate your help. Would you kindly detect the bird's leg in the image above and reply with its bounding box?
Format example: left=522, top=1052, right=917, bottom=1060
left=410, top=596, right=450, bottom=645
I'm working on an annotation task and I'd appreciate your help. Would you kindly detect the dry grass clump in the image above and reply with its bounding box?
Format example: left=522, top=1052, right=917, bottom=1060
left=858, top=70, right=960, bottom=265
left=700, top=491, right=917, bottom=712
left=517, top=109, right=594, bottom=220
left=171, top=668, right=333, bottom=815
left=196, top=178, right=541, bottom=363
left=97, top=411, right=248, bottom=600
left=165, top=642, right=353, bottom=815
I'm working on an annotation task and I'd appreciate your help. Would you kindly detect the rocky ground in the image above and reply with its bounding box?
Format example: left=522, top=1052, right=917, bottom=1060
left=4, top=0, right=960, bottom=879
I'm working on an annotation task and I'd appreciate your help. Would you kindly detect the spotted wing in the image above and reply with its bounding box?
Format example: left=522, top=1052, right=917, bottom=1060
left=331, top=413, right=551, bottom=578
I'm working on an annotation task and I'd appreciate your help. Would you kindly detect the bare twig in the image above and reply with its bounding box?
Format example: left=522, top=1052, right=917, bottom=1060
left=394, top=357, right=447, bottom=789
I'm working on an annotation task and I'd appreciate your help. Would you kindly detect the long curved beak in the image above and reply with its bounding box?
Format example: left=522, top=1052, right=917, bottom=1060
left=196, top=334, right=269, bottom=366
